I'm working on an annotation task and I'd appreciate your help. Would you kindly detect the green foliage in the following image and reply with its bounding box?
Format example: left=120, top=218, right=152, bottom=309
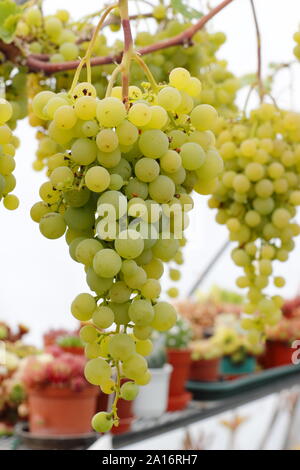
left=56, top=335, right=83, bottom=348
left=170, top=0, right=202, bottom=21
left=0, top=0, right=21, bottom=43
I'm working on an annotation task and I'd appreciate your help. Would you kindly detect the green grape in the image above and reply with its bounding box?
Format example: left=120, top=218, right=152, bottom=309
left=54, top=106, right=77, bottom=130
left=97, top=190, right=127, bottom=219
left=124, top=266, right=147, bottom=289
left=80, top=325, right=98, bottom=344
left=60, top=42, right=79, bottom=61
left=109, top=281, right=131, bottom=303
left=3, top=194, right=19, bottom=210
left=120, top=382, right=139, bottom=401
left=149, top=175, right=175, bottom=203
left=180, top=142, right=205, bottom=171
left=92, top=412, right=113, bottom=433
left=128, top=299, right=154, bottom=327
left=71, top=138, right=97, bottom=165
left=93, top=248, right=122, bottom=278
left=96, top=129, right=119, bottom=153
left=93, top=306, right=115, bottom=329
left=96, top=97, right=126, bottom=127
left=160, top=150, right=182, bottom=173
left=121, top=260, right=138, bottom=277
left=75, top=238, right=103, bottom=265
left=109, top=174, right=123, bottom=190
left=39, top=213, right=66, bottom=239
left=157, top=86, right=182, bottom=111
left=64, top=206, right=94, bottom=231
left=30, top=202, right=51, bottom=223
left=143, top=258, right=164, bottom=279
left=196, top=149, right=223, bottom=180
left=135, top=158, right=160, bottom=183
left=50, top=166, right=74, bottom=189
left=108, top=333, right=136, bottom=360
left=114, top=230, right=144, bottom=259
left=86, top=267, right=114, bottom=295
left=116, top=120, right=139, bottom=146
left=141, top=279, right=161, bottom=300
left=74, top=97, right=97, bottom=120
left=169, top=67, right=191, bottom=90
left=125, top=178, right=148, bottom=200
left=97, top=149, right=121, bottom=168
left=71, top=293, right=96, bottom=321
left=128, top=103, right=152, bottom=127
left=122, top=353, right=148, bottom=381
left=84, top=358, right=112, bottom=385
left=139, top=130, right=169, bottom=159
left=151, top=302, right=177, bottom=331
left=145, top=106, right=168, bottom=130
left=85, top=166, right=110, bottom=193
left=191, top=104, right=218, bottom=131
left=135, top=339, right=153, bottom=356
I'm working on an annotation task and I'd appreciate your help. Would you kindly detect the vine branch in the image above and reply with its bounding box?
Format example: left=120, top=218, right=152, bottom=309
left=249, top=0, right=263, bottom=101
left=20, top=0, right=234, bottom=74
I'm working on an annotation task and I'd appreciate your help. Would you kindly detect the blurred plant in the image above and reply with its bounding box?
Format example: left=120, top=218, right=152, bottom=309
left=220, top=413, right=248, bottom=450
left=22, top=353, right=88, bottom=392
left=56, top=335, right=83, bottom=349
left=0, top=322, right=29, bottom=343
left=266, top=317, right=300, bottom=343
left=182, top=428, right=213, bottom=450
left=147, top=334, right=167, bottom=369
left=165, top=317, right=193, bottom=350
left=190, top=337, right=223, bottom=360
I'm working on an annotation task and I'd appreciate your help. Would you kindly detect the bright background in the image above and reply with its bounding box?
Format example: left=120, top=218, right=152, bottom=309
left=2, top=0, right=300, bottom=345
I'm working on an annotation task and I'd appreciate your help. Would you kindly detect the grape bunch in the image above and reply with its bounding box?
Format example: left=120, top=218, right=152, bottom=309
left=0, top=97, right=19, bottom=210
left=210, top=103, right=300, bottom=337
left=30, top=65, right=221, bottom=431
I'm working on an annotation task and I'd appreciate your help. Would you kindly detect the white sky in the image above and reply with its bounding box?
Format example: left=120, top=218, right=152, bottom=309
left=2, top=0, right=300, bottom=345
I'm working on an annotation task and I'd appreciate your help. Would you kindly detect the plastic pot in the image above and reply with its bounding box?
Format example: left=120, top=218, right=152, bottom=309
left=167, top=349, right=192, bottom=411
left=28, top=386, right=98, bottom=436
left=133, top=364, right=173, bottom=419
left=220, top=355, right=256, bottom=380
left=260, top=340, right=293, bottom=369
left=189, top=358, right=221, bottom=382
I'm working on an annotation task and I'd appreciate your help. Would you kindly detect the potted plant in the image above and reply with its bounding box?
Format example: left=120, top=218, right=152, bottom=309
left=261, top=316, right=300, bottom=368
left=56, top=335, right=84, bottom=355
left=165, top=318, right=193, bottom=411
left=133, top=336, right=172, bottom=418
left=189, top=338, right=222, bottom=382
left=22, top=352, right=98, bottom=436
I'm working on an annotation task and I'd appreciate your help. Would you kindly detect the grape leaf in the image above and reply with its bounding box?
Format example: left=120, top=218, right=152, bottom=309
left=0, top=0, right=22, bottom=43
left=171, top=0, right=203, bottom=20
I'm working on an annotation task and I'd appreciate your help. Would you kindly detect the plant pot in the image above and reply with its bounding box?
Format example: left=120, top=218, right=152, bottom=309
left=189, top=358, right=220, bottom=382
left=260, top=340, right=293, bottom=369
left=133, top=364, right=173, bottom=418
left=28, top=386, right=98, bottom=436
left=220, top=355, right=256, bottom=379
left=59, top=346, right=84, bottom=356
left=167, top=349, right=192, bottom=411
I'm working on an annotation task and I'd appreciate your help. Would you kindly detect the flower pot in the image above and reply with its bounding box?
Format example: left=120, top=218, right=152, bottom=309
left=167, top=349, right=192, bottom=411
left=260, top=340, right=293, bottom=369
left=59, top=346, right=84, bottom=356
left=133, top=364, right=173, bottom=418
left=189, top=358, right=220, bottom=382
left=28, top=386, right=98, bottom=436
left=220, top=355, right=256, bottom=379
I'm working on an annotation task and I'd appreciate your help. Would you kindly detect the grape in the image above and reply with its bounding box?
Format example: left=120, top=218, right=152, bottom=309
left=93, top=306, right=115, bottom=329
left=39, top=213, right=66, bottom=239
left=50, top=166, right=74, bottom=189
left=139, top=130, right=169, bottom=159
left=128, top=299, right=154, bottom=327
left=120, top=382, right=139, bottom=400
left=92, top=412, right=113, bottom=433
left=85, top=166, right=110, bottom=193
left=97, top=190, right=127, bottom=219
left=149, top=175, right=175, bottom=203
left=151, top=302, right=177, bottom=331
left=71, top=138, right=97, bottom=165
left=97, top=149, right=121, bottom=168
left=135, top=371, right=151, bottom=386
left=74, top=97, right=97, bottom=120
left=60, top=42, right=79, bottom=61
left=114, top=230, right=144, bottom=259
left=109, top=333, right=136, bottom=360
left=145, top=106, right=168, bottom=129
left=3, top=194, right=19, bottom=210
left=64, top=206, right=94, bottom=231
left=71, top=293, right=96, bottom=321
left=135, top=339, right=153, bottom=356
left=72, top=82, right=97, bottom=100
left=96, top=129, right=119, bottom=153
left=96, top=98, right=126, bottom=127
left=84, top=358, right=112, bottom=385
left=100, top=379, right=116, bottom=395
left=143, top=258, right=164, bottom=279
left=86, top=267, right=114, bottom=296
left=157, top=87, right=182, bottom=111
left=93, top=249, right=122, bottom=278
left=135, top=158, right=160, bottom=182
left=191, top=104, right=218, bottom=131
left=169, top=67, right=191, bottom=89
left=116, top=120, right=138, bottom=146
left=122, top=354, right=148, bottom=381
left=180, top=142, right=205, bottom=171
left=54, top=106, right=77, bottom=129
left=80, top=325, right=98, bottom=344
left=75, top=238, right=103, bottom=265
left=141, top=279, right=161, bottom=300
left=128, top=103, right=152, bottom=127
left=109, top=281, right=131, bottom=303
left=160, top=150, right=182, bottom=173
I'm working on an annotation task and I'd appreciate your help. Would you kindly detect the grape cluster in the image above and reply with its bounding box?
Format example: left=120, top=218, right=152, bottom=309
left=210, top=103, right=300, bottom=337
left=0, top=97, right=19, bottom=210
left=31, top=66, right=221, bottom=431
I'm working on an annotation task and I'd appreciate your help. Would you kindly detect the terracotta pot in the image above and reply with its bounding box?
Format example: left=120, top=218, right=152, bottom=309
left=59, top=346, right=84, bottom=356
left=189, top=358, right=220, bottom=382
left=167, top=349, right=192, bottom=411
left=28, top=386, right=98, bottom=436
left=260, top=340, right=293, bottom=369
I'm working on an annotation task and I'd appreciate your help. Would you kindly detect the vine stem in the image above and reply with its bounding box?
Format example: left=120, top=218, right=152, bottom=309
left=24, top=0, right=234, bottom=74
left=69, top=3, right=118, bottom=95
left=119, top=0, right=134, bottom=108
left=249, top=0, right=264, bottom=101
